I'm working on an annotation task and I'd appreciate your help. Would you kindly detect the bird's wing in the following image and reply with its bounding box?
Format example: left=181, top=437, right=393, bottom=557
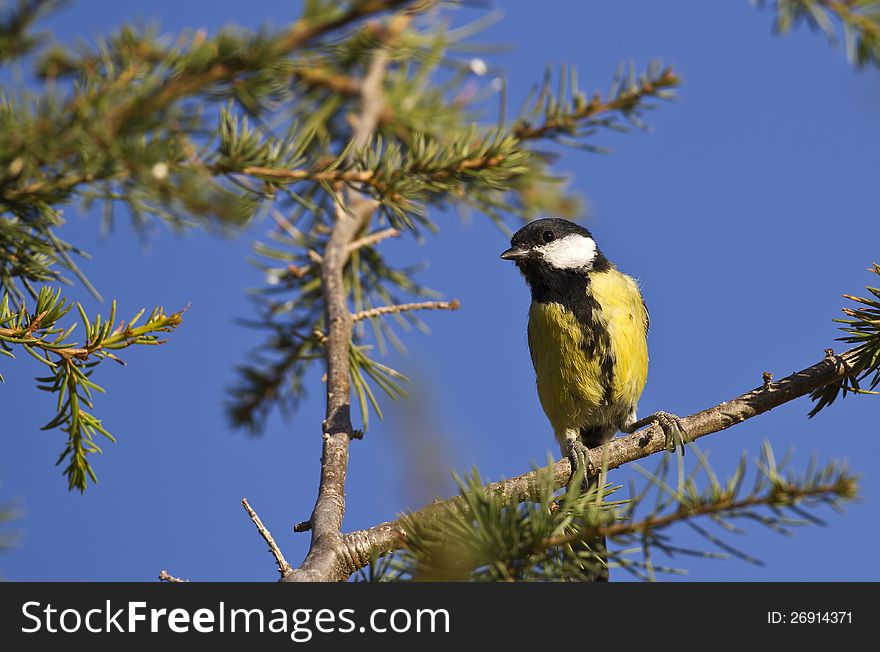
left=527, top=314, right=538, bottom=369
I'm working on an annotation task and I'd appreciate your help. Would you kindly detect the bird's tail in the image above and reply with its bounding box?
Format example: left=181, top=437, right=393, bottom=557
left=581, top=426, right=611, bottom=581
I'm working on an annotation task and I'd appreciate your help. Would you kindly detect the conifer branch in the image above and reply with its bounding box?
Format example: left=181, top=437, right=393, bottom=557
left=371, top=442, right=856, bottom=581
left=334, top=345, right=865, bottom=579
left=513, top=66, right=680, bottom=142
left=0, top=288, right=184, bottom=491
left=760, top=0, right=880, bottom=67
left=0, top=0, right=57, bottom=63
left=104, top=0, right=415, bottom=134
left=232, top=149, right=517, bottom=198
left=546, top=479, right=855, bottom=549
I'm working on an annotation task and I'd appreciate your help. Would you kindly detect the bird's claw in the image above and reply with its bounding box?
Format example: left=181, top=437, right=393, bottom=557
left=651, top=411, right=687, bottom=455
left=566, top=439, right=594, bottom=486
left=625, top=411, right=688, bottom=455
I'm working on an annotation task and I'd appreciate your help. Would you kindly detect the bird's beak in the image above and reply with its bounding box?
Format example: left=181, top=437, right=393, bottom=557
left=500, top=247, right=529, bottom=261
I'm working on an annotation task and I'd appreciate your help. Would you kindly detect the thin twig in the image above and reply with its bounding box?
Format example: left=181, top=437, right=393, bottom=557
left=352, top=299, right=460, bottom=322
left=242, top=498, right=292, bottom=577
left=347, top=228, right=401, bottom=253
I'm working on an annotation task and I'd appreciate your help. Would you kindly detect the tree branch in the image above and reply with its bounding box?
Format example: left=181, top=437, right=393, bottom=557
left=1, top=1, right=419, bottom=208
left=347, top=228, right=401, bottom=253
left=232, top=150, right=511, bottom=197
left=351, top=299, right=460, bottom=322
left=242, top=497, right=292, bottom=577
left=337, top=347, right=864, bottom=576
left=545, top=480, right=855, bottom=549
left=280, top=18, right=406, bottom=582
left=105, top=0, right=414, bottom=133
left=512, top=67, right=680, bottom=142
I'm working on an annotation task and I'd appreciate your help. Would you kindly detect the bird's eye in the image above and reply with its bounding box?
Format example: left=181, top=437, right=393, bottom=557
left=542, top=231, right=555, bottom=243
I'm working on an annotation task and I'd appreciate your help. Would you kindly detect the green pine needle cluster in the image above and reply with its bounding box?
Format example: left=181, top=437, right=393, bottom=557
left=758, top=0, right=880, bottom=68
left=0, top=0, right=57, bottom=63
left=810, top=263, right=880, bottom=416
left=360, top=442, right=857, bottom=582
left=0, top=287, right=184, bottom=490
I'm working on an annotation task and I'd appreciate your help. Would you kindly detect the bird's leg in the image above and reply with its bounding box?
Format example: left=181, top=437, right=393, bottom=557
left=624, top=411, right=688, bottom=455
left=564, top=428, right=594, bottom=488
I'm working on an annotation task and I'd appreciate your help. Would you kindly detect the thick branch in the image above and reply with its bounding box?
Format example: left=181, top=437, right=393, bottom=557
left=338, top=347, right=863, bottom=575
left=281, top=29, right=400, bottom=582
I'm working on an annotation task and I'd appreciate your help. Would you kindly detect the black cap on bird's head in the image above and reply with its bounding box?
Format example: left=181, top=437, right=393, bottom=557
left=500, top=218, right=608, bottom=279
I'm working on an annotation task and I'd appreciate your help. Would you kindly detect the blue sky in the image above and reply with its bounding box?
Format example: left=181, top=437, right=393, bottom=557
left=2, top=1, right=879, bottom=581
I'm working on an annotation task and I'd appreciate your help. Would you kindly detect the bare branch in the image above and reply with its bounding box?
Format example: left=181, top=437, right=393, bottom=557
left=242, top=498, right=292, bottom=577
left=347, top=228, right=401, bottom=253
left=351, top=299, right=460, bottom=322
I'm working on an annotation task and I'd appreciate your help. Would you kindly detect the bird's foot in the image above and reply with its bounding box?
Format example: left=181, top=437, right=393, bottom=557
left=566, top=438, right=594, bottom=489
left=625, top=411, right=687, bottom=455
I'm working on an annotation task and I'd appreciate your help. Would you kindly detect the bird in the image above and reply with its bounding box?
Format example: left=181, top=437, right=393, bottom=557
left=500, top=217, right=685, bottom=479
left=501, top=217, right=685, bottom=580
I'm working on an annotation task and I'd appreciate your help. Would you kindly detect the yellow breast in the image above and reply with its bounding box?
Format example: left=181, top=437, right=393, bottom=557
left=589, top=268, right=649, bottom=410
left=527, top=268, right=649, bottom=437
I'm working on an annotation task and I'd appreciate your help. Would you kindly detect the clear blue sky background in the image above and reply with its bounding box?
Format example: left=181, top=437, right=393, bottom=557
left=2, top=1, right=878, bottom=581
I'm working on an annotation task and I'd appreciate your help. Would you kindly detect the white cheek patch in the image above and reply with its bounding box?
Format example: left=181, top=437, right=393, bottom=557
left=537, top=234, right=597, bottom=270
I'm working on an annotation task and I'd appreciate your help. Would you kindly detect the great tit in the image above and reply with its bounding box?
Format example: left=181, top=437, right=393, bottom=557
left=501, top=218, right=685, bottom=473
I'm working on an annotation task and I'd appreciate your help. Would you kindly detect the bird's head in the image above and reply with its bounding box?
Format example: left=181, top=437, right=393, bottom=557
left=500, top=218, right=608, bottom=284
